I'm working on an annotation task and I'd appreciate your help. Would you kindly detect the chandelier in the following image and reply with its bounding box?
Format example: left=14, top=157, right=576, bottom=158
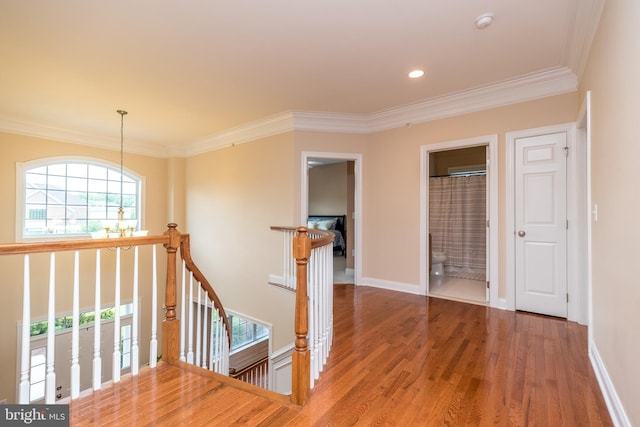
left=92, top=109, right=146, bottom=239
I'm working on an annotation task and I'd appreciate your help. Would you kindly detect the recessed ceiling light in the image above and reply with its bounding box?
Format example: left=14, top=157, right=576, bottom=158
left=408, top=69, right=424, bottom=79
left=475, top=13, right=494, bottom=29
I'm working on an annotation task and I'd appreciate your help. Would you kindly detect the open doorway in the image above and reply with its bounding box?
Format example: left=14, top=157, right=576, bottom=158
left=301, top=152, right=363, bottom=286
left=428, top=146, right=487, bottom=304
left=307, top=159, right=354, bottom=283
left=420, top=135, right=498, bottom=307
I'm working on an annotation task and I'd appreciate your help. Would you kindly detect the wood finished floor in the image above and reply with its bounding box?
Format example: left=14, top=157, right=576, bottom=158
left=70, top=285, right=612, bottom=426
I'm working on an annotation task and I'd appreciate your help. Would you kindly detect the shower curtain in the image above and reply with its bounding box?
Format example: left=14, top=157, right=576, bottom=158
left=429, top=174, right=486, bottom=276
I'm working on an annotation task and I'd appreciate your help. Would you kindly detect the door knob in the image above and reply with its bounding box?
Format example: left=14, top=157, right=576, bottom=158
left=517, top=230, right=526, bottom=237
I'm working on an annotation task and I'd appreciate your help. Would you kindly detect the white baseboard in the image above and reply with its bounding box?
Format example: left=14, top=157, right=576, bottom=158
left=360, top=277, right=424, bottom=295
left=589, top=341, right=631, bottom=426
left=497, top=298, right=509, bottom=310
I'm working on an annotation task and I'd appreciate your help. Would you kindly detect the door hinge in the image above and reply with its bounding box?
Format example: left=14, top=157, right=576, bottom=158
left=567, top=293, right=569, bottom=302
left=486, top=220, right=490, bottom=228
left=564, top=146, right=569, bottom=157
left=486, top=281, right=490, bottom=289
left=566, top=219, right=569, bottom=230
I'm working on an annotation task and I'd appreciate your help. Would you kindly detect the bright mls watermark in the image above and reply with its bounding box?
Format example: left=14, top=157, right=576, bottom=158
left=1, top=404, right=69, bottom=426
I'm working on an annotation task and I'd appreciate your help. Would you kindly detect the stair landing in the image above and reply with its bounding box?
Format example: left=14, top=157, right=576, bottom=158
left=69, top=361, right=301, bottom=426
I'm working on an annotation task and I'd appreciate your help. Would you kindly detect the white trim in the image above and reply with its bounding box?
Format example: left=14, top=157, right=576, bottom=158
left=301, top=151, right=363, bottom=286
left=420, top=135, right=499, bottom=308
left=589, top=342, right=632, bottom=427
left=574, top=91, right=592, bottom=326
left=505, top=123, right=578, bottom=317
left=270, top=344, right=294, bottom=395
left=1, top=68, right=577, bottom=158
left=0, top=114, right=168, bottom=158
left=360, top=278, right=423, bottom=296
left=562, top=0, right=606, bottom=79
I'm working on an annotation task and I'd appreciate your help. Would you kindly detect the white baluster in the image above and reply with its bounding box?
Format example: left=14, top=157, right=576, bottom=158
left=113, top=248, right=121, bottom=383
left=45, top=253, right=56, bottom=403
left=131, top=246, right=139, bottom=375
left=208, top=300, right=215, bottom=371
left=179, top=260, right=186, bottom=362
left=93, top=250, right=102, bottom=390
left=18, top=255, right=30, bottom=404
left=195, top=285, right=202, bottom=367
left=149, top=245, right=158, bottom=368
left=186, top=271, right=194, bottom=364
left=71, top=251, right=80, bottom=399
left=202, top=293, right=208, bottom=369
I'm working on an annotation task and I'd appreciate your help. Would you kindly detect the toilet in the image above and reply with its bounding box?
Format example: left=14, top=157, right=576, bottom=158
left=431, top=251, right=447, bottom=276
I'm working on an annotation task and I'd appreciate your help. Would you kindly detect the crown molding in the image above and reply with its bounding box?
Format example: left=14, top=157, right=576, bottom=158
left=184, top=112, right=296, bottom=156
left=184, top=67, right=577, bottom=154
left=1, top=67, right=578, bottom=158
left=562, top=0, right=606, bottom=79
left=366, top=67, right=577, bottom=133
left=0, top=114, right=170, bottom=158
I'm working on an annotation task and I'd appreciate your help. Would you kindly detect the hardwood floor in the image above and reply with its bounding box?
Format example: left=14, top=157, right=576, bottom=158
left=70, top=285, right=612, bottom=426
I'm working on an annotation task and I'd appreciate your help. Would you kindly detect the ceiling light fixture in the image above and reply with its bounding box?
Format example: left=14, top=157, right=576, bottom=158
left=92, top=110, right=146, bottom=239
left=408, top=69, right=425, bottom=79
left=475, top=13, right=494, bottom=30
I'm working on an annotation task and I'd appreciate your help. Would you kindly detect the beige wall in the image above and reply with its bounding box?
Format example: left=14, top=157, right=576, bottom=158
left=580, top=0, right=640, bottom=424
left=308, top=162, right=348, bottom=216
left=185, top=133, right=296, bottom=349
left=0, top=132, right=169, bottom=404
left=363, top=94, right=578, bottom=289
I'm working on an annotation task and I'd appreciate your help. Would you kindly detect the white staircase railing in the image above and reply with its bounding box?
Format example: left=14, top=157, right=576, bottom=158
left=271, top=226, right=334, bottom=401
left=2, top=224, right=231, bottom=405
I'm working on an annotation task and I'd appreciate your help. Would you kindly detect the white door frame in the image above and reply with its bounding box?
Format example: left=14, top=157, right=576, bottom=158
left=301, top=151, right=363, bottom=285
left=420, top=135, right=499, bottom=306
left=506, top=122, right=589, bottom=323
left=577, top=91, right=593, bottom=329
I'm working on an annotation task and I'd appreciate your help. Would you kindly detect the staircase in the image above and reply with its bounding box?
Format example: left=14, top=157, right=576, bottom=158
left=2, top=223, right=334, bottom=412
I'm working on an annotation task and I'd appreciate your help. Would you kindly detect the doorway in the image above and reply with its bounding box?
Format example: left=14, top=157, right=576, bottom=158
left=429, top=146, right=488, bottom=304
left=420, top=135, right=499, bottom=307
left=506, top=122, right=589, bottom=323
left=301, top=152, right=363, bottom=285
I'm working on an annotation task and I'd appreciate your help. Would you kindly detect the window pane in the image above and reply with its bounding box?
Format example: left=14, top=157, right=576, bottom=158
left=47, top=190, right=66, bottom=205
left=67, top=191, right=87, bottom=206
left=67, top=164, right=87, bottom=178
left=88, top=179, right=107, bottom=193
left=67, top=177, right=87, bottom=192
left=26, top=172, right=46, bottom=186
left=107, top=180, right=122, bottom=194
left=108, top=169, right=122, bottom=181
left=47, top=164, right=66, bottom=176
left=30, top=381, right=45, bottom=402
left=88, top=165, right=107, bottom=180
left=122, top=182, right=137, bottom=195
left=47, top=175, right=65, bottom=190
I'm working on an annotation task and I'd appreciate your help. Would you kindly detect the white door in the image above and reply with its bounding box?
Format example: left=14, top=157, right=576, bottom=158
left=514, top=132, right=567, bottom=317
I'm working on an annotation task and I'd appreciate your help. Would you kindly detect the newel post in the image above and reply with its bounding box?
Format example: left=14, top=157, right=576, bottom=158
left=162, top=223, right=181, bottom=362
left=292, top=226, right=311, bottom=405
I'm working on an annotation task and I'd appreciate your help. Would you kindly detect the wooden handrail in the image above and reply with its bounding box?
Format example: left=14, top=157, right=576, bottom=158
left=229, top=356, right=269, bottom=378
left=0, top=235, right=170, bottom=255
left=270, top=226, right=334, bottom=249
left=179, top=234, right=232, bottom=348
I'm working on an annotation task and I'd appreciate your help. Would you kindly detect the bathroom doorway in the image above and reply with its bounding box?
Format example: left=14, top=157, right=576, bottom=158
left=420, top=135, right=498, bottom=307
left=429, top=146, right=487, bottom=304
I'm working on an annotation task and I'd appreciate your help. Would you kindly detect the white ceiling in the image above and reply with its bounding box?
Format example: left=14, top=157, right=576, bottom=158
left=0, top=1, right=603, bottom=157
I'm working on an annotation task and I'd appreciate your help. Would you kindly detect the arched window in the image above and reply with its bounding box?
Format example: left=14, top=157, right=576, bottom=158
left=17, top=157, right=142, bottom=239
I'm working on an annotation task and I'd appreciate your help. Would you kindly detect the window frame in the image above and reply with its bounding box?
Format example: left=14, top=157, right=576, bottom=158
left=16, top=156, right=146, bottom=242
